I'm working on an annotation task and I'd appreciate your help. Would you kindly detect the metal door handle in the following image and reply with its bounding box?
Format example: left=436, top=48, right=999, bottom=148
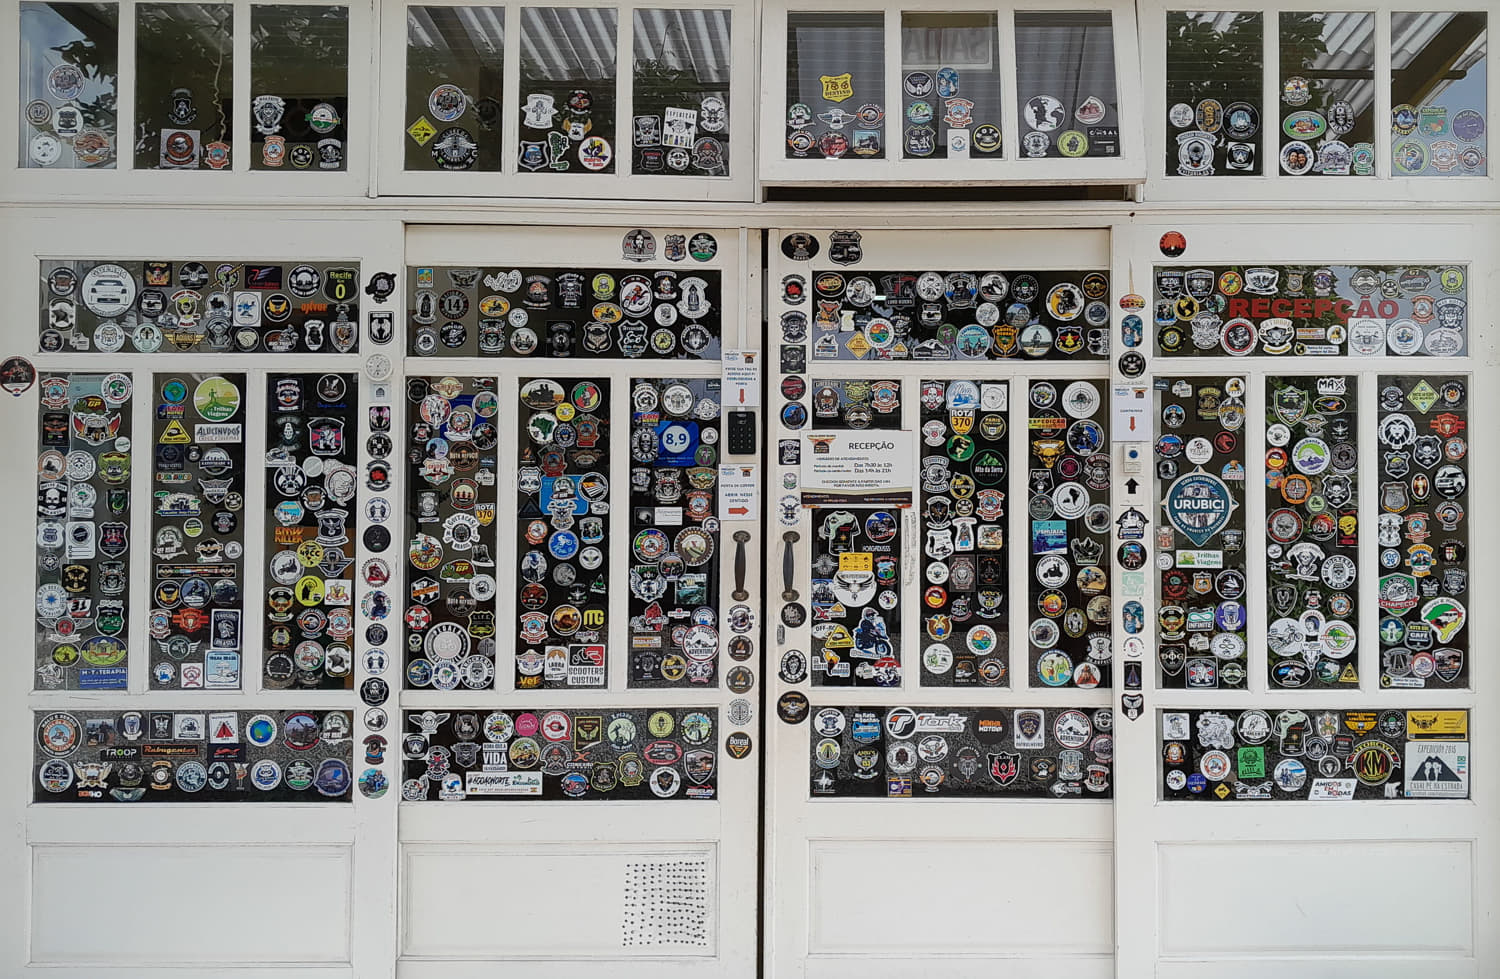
left=732, top=531, right=750, bottom=601
left=782, top=530, right=800, bottom=601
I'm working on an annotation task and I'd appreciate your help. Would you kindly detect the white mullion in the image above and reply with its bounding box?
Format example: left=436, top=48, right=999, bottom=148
left=616, top=0, right=634, bottom=181
left=1356, top=368, right=1378, bottom=691
left=118, top=1, right=137, bottom=171
left=501, top=0, right=523, bottom=177
left=240, top=368, right=267, bottom=692
left=128, top=369, right=153, bottom=694
left=1010, top=376, right=1028, bottom=693
left=233, top=0, right=253, bottom=172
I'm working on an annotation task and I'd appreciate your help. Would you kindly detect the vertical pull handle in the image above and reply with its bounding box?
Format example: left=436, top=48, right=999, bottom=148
left=782, top=530, right=800, bottom=601
left=732, top=530, right=750, bottom=601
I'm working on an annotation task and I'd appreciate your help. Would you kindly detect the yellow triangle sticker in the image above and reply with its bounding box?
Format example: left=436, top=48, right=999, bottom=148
left=159, top=419, right=190, bottom=444
left=407, top=117, right=437, bottom=146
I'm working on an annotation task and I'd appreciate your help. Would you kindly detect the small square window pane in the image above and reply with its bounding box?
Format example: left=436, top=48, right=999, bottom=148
left=518, top=7, right=618, bottom=174
left=632, top=8, right=730, bottom=176
left=136, top=3, right=233, bottom=171
left=1015, top=11, right=1118, bottom=160
left=1392, top=12, right=1487, bottom=176
left=1278, top=12, right=1374, bottom=177
left=19, top=2, right=118, bottom=169
left=1166, top=11, right=1262, bottom=175
left=249, top=4, right=349, bottom=171
left=406, top=5, right=504, bottom=172
left=901, top=12, right=1002, bottom=160
left=785, top=12, right=884, bottom=161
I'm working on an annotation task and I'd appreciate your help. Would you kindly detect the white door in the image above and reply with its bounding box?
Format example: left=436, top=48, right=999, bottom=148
left=1111, top=215, right=1500, bottom=978
left=393, top=224, right=762, bottom=979
left=0, top=210, right=405, bottom=977
left=764, top=227, right=1118, bottom=979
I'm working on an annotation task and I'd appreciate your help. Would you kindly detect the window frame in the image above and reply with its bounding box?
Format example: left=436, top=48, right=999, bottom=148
left=1143, top=0, right=1497, bottom=200
left=4, top=0, right=372, bottom=196
left=758, top=0, right=1145, bottom=186
left=376, top=0, right=756, bottom=200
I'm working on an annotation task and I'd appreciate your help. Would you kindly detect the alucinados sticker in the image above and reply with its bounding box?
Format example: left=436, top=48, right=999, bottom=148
left=1163, top=468, right=1237, bottom=547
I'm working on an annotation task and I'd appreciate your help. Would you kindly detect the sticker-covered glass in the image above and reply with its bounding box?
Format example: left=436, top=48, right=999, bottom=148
left=1265, top=375, right=1359, bottom=689
left=1155, top=376, right=1248, bottom=690
left=36, top=709, right=355, bottom=801
left=900, top=13, right=1002, bottom=160
left=401, top=707, right=719, bottom=800
left=1165, top=11, right=1263, bottom=176
left=1392, top=12, right=1487, bottom=176
left=631, top=9, right=730, bottom=176
left=805, top=266, right=1110, bottom=361
left=39, top=259, right=360, bottom=354
left=627, top=377, right=723, bottom=687
left=516, top=378, right=611, bottom=690
left=1015, top=11, right=1118, bottom=160
left=404, top=376, right=500, bottom=692
left=785, top=12, right=885, bottom=161
left=809, top=506, right=901, bottom=687
left=1153, top=264, right=1468, bottom=357
left=34, top=372, right=132, bottom=691
left=1376, top=375, right=1468, bottom=689
left=18, top=2, right=119, bottom=169
left=249, top=4, right=349, bottom=171
left=517, top=7, right=617, bottom=174
left=919, top=380, right=1007, bottom=687
left=264, top=373, right=358, bottom=691
left=1028, top=379, right=1111, bottom=690
left=405, top=5, right=503, bottom=172
left=407, top=262, right=722, bottom=359
left=1160, top=708, right=1469, bottom=801
left=811, top=706, right=1114, bottom=798
left=1278, top=13, right=1374, bottom=177
left=149, top=373, right=247, bottom=691
left=135, top=2, right=233, bottom=171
